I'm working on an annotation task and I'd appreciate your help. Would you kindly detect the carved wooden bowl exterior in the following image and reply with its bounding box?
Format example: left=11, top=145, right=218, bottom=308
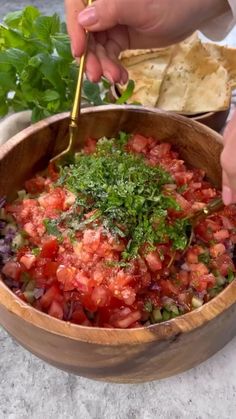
left=0, top=105, right=236, bottom=384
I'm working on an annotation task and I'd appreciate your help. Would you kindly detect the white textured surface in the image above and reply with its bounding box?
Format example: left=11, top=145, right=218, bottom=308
left=1, top=3, right=236, bottom=419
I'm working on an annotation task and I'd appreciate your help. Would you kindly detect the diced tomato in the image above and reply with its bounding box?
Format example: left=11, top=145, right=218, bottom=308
left=213, top=229, right=230, bottom=242
left=188, top=263, right=209, bottom=275
left=82, top=228, right=101, bottom=253
left=20, top=254, right=36, bottom=270
left=74, top=270, right=93, bottom=293
left=160, top=279, right=179, bottom=297
left=130, top=134, right=150, bottom=153
left=210, top=243, right=226, bottom=258
left=111, top=309, right=142, bottom=328
left=2, top=260, right=21, bottom=280
left=40, top=239, right=59, bottom=259
left=48, top=300, right=64, bottom=320
left=174, top=171, right=193, bottom=185
left=120, top=287, right=136, bottom=305
left=48, top=162, right=59, bottom=181
left=43, top=261, right=59, bottom=278
left=145, top=251, right=162, bottom=272
left=220, top=215, right=235, bottom=230
left=71, top=307, right=88, bottom=324
left=177, top=270, right=190, bottom=287
left=40, top=285, right=63, bottom=309
left=25, top=176, right=46, bottom=194
left=190, top=272, right=215, bottom=292
left=38, top=188, right=65, bottom=210
left=56, top=266, right=77, bottom=291
left=91, top=286, right=111, bottom=308
left=195, top=219, right=221, bottom=242
left=83, top=137, right=97, bottom=154
left=212, top=254, right=235, bottom=277
left=186, top=246, right=204, bottom=264
left=149, top=143, right=171, bottom=159
left=82, top=294, right=97, bottom=312
left=23, top=222, right=36, bottom=238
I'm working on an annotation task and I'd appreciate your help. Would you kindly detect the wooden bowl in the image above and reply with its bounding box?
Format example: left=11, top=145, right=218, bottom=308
left=1, top=105, right=236, bottom=384
left=109, top=85, right=230, bottom=133
left=188, top=108, right=230, bottom=133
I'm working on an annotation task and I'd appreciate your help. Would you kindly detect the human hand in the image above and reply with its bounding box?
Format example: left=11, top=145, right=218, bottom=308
left=65, top=0, right=230, bottom=83
left=221, top=110, right=236, bottom=205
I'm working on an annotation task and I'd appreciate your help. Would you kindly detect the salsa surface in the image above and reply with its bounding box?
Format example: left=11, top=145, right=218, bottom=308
left=0, top=133, right=235, bottom=328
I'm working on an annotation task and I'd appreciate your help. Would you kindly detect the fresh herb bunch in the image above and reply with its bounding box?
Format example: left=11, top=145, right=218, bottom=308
left=0, top=6, right=135, bottom=122
left=59, top=133, right=190, bottom=258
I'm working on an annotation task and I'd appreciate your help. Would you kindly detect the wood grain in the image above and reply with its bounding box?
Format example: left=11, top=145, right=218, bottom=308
left=0, top=105, right=235, bottom=383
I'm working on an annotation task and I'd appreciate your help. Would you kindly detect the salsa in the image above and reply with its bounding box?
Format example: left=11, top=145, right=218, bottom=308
left=0, top=132, right=235, bottom=328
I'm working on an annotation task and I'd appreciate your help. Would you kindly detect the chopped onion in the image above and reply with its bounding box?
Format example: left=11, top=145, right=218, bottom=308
left=181, top=263, right=191, bottom=272
left=192, top=296, right=203, bottom=308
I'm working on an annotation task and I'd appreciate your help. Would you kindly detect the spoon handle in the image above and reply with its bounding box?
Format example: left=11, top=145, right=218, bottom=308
left=50, top=0, right=92, bottom=164
left=191, top=197, right=224, bottom=224
left=69, top=0, right=93, bottom=150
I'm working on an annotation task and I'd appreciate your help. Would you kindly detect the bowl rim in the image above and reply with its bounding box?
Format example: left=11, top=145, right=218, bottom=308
left=1, top=104, right=235, bottom=346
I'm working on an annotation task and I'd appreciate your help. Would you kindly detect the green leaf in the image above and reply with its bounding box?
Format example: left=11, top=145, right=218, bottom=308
left=20, top=6, right=41, bottom=37
left=0, top=48, right=29, bottom=72
left=0, top=100, right=8, bottom=116
left=42, top=89, right=60, bottom=102
left=0, top=71, right=15, bottom=91
left=51, top=34, right=73, bottom=60
left=83, top=80, right=103, bottom=105
left=31, top=106, right=51, bottom=122
left=115, top=80, right=135, bottom=104
left=3, top=11, right=23, bottom=28
left=39, top=53, right=65, bottom=92
left=60, top=22, right=68, bottom=34
left=0, top=25, right=27, bottom=50
left=33, top=15, right=60, bottom=44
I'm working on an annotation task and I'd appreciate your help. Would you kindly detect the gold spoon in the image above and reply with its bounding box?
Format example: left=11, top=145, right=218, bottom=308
left=50, top=0, right=93, bottom=165
left=168, top=196, right=224, bottom=267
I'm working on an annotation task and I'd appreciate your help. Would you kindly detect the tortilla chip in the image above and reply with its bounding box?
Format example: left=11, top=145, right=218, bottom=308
left=157, top=38, right=231, bottom=114
left=119, top=48, right=173, bottom=107
left=118, top=34, right=233, bottom=113
left=204, top=43, right=236, bottom=88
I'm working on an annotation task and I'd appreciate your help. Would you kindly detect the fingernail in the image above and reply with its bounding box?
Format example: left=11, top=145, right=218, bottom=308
left=104, top=71, right=114, bottom=84
left=78, top=6, right=98, bottom=27
left=222, top=185, right=233, bottom=205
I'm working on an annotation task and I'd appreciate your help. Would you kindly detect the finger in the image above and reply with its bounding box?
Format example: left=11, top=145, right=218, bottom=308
left=221, top=112, right=236, bottom=189
left=78, top=0, right=151, bottom=31
left=95, top=43, right=122, bottom=83
left=85, top=35, right=103, bottom=82
left=65, top=0, right=86, bottom=57
left=105, top=38, right=128, bottom=84
left=77, top=51, right=102, bottom=82
left=222, top=171, right=236, bottom=205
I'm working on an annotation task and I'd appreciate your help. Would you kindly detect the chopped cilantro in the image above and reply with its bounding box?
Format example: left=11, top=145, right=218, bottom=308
left=59, top=133, right=190, bottom=259
left=43, top=218, right=61, bottom=237
left=198, top=252, right=210, bottom=265
left=32, top=247, right=40, bottom=256
left=227, top=269, right=235, bottom=283
left=177, top=185, right=188, bottom=193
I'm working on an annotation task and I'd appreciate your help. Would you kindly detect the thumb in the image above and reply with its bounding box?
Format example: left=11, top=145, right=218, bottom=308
left=221, top=111, right=236, bottom=205
left=78, top=0, right=157, bottom=31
